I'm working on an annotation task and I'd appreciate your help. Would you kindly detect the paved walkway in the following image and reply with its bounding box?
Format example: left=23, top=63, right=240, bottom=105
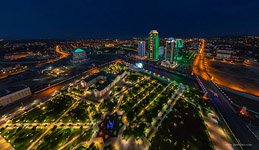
left=183, top=99, right=234, bottom=150
left=147, top=86, right=184, bottom=141
left=0, top=135, right=14, bottom=150
left=28, top=99, right=81, bottom=150
left=204, top=116, right=233, bottom=150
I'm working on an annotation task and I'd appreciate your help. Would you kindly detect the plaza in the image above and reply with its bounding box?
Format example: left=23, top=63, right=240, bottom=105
left=0, top=62, right=213, bottom=150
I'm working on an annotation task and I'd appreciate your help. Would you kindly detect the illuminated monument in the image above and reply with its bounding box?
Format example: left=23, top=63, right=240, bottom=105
left=165, top=37, right=175, bottom=64
left=138, top=41, right=146, bottom=57
left=97, top=113, right=123, bottom=142
left=148, top=30, right=159, bottom=61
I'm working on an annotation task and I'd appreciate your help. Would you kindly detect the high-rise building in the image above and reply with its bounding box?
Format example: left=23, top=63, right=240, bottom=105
left=148, top=30, right=159, bottom=61
left=175, top=39, right=184, bottom=58
left=165, top=37, right=175, bottom=64
left=158, top=46, right=164, bottom=58
left=138, top=41, right=146, bottom=57
left=175, top=39, right=184, bottom=49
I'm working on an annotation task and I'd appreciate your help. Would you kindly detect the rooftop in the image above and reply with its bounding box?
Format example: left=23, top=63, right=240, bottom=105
left=0, top=85, right=29, bottom=97
left=74, top=48, right=85, bottom=53
left=83, top=74, right=100, bottom=83
left=150, top=30, right=158, bottom=34
left=96, top=75, right=116, bottom=91
left=168, top=37, right=175, bottom=41
left=83, top=71, right=108, bottom=82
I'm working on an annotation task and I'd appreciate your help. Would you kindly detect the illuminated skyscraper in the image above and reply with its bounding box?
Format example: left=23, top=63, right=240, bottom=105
left=175, top=39, right=184, bottom=49
left=175, top=39, right=184, bottom=58
left=148, top=30, right=159, bottom=61
left=165, top=37, right=175, bottom=64
left=138, top=41, right=146, bottom=57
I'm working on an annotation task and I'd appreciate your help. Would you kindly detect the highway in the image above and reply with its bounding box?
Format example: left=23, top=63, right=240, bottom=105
left=194, top=39, right=259, bottom=150
left=192, top=39, right=209, bottom=80
left=36, top=45, right=70, bottom=67
left=208, top=84, right=258, bottom=149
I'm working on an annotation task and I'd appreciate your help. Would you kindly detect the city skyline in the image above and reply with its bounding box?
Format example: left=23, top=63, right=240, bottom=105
left=1, top=34, right=259, bottom=150
left=0, top=1, right=259, bottom=150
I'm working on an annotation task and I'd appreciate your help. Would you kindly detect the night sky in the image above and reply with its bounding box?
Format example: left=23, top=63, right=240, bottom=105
left=1, top=0, right=259, bottom=39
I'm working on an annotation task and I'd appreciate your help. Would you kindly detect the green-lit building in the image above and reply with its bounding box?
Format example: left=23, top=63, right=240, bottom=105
left=175, top=39, right=184, bottom=49
left=148, top=30, right=159, bottom=61
left=174, top=39, right=184, bottom=59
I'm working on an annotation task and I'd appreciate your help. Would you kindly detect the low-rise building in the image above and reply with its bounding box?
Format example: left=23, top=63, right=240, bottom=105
left=81, top=74, right=105, bottom=87
left=216, top=50, right=233, bottom=60
left=71, top=48, right=87, bottom=64
left=81, top=71, right=126, bottom=98
left=0, top=85, right=31, bottom=107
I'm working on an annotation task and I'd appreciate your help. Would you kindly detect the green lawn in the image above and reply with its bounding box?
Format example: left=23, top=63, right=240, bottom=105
left=0, top=127, right=44, bottom=150
left=13, top=94, right=73, bottom=123
left=150, top=100, right=213, bottom=150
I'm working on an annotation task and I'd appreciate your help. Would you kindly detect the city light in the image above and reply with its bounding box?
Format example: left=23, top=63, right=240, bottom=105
left=0, top=7, right=258, bottom=149
left=135, top=62, right=143, bottom=68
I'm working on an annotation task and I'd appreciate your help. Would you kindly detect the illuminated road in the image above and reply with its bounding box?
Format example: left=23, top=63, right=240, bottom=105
left=0, top=66, right=28, bottom=79
left=36, top=45, right=69, bottom=67
left=197, top=40, right=259, bottom=96
left=193, top=39, right=259, bottom=150
left=207, top=62, right=259, bottom=96
left=208, top=89, right=259, bottom=150
left=192, top=39, right=209, bottom=80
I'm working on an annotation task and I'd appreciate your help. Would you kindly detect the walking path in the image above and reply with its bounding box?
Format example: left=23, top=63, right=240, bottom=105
left=0, top=135, right=14, bottom=150
left=28, top=99, right=81, bottom=150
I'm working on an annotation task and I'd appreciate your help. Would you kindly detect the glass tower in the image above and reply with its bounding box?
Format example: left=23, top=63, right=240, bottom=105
left=175, top=39, right=184, bottom=58
left=148, top=30, right=159, bottom=61
left=165, top=37, right=175, bottom=64
left=138, top=41, right=146, bottom=57
left=158, top=46, right=164, bottom=58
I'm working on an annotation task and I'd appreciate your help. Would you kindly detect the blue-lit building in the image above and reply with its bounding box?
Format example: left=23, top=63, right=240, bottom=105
left=159, top=46, right=164, bottom=58
left=138, top=41, right=146, bottom=57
